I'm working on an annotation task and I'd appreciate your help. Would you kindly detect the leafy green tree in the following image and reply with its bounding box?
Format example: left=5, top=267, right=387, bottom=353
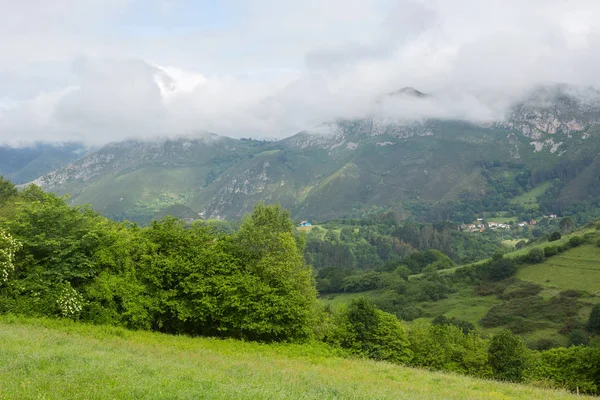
left=560, top=216, right=575, bottom=233
left=408, top=319, right=491, bottom=377
left=234, top=203, right=318, bottom=341
left=330, top=297, right=412, bottom=364
left=488, top=329, right=529, bottom=382
left=487, top=256, right=517, bottom=281
left=549, top=231, right=562, bottom=242
left=0, top=176, right=17, bottom=205
left=587, top=304, right=600, bottom=335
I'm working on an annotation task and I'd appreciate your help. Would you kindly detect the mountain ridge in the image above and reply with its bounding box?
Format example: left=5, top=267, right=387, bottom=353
left=27, top=84, right=600, bottom=223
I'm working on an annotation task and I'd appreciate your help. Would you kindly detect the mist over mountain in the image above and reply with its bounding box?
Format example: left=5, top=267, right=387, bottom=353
left=23, top=84, right=600, bottom=224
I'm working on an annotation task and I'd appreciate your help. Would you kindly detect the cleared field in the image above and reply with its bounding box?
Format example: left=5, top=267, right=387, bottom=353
left=509, top=182, right=552, bottom=209
left=517, top=244, right=600, bottom=295
left=0, top=317, right=592, bottom=400
left=418, top=289, right=502, bottom=325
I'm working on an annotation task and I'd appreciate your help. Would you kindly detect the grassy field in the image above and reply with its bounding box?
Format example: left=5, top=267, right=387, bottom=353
left=417, top=288, right=502, bottom=324
left=509, top=182, right=552, bottom=209
left=517, top=244, right=600, bottom=295
left=0, top=316, right=593, bottom=400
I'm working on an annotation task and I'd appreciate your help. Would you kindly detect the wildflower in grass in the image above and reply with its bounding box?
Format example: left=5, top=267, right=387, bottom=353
left=0, top=229, right=21, bottom=284
left=57, top=283, right=85, bottom=319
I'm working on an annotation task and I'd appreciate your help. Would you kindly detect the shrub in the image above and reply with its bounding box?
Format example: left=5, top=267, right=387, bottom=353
left=568, top=330, right=589, bottom=347
left=543, top=246, right=558, bottom=257
left=549, top=231, right=562, bottom=242
left=588, top=304, right=600, bottom=335
left=527, top=347, right=600, bottom=395
left=530, top=338, right=560, bottom=351
left=328, top=297, right=412, bottom=364
left=526, top=248, right=545, bottom=264
left=567, top=236, right=585, bottom=248
left=487, top=257, right=517, bottom=282
left=488, top=329, right=529, bottom=382
left=408, top=319, right=492, bottom=378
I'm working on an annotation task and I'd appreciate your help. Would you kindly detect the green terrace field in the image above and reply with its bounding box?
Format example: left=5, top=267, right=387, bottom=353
left=517, top=244, right=600, bottom=295
left=509, top=182, right=553, bottom=210
left=0, top=317, right=594, bottom=400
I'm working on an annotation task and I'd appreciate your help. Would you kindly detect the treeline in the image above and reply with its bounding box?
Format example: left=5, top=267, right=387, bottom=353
left=0, top=181, right=316, bottom=341
left=305, top=216, right=502, bottom=271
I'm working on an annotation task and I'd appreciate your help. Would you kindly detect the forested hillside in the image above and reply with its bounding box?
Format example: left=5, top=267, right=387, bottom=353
left=1, top=178, right=599, bottom=395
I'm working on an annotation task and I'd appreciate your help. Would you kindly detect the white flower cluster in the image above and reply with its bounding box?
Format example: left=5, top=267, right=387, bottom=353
left=57, top=284, right=84, bottom=319
left=0, top=229, right=21, bottom=284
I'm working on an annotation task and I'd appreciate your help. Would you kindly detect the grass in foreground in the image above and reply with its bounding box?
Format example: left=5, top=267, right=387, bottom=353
left=0, top=317, right=594, bottom=400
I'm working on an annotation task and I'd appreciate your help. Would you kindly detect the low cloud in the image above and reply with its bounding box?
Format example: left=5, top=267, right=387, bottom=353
left=2, top=0, right=600, bottom=145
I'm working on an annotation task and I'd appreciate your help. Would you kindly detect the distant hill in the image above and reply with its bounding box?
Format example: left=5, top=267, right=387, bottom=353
left=0, top=143, right=86, bottom=184
left=31, top=84, right=600, bottom=224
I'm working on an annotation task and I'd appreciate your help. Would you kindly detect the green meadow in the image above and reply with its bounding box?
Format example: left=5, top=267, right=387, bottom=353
left=0, top=317, right=593, bottom=400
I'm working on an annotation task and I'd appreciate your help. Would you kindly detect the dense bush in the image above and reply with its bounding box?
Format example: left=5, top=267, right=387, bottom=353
left=488, top=329, right=530, bottom=382
left=526, top=248, right=545, bottom=263
left=0, top=189, right=318, bottom=342
left=408, top=319, right=492, bottom=378
left=326, top=297, right=412, bottom=364
left=588, top=304, right=600, bottom=335
left=527, top=347, right=600, bottom=394
left=548, top=231, right=562, bottom=242
left=487, top=256, right=517, bottom=281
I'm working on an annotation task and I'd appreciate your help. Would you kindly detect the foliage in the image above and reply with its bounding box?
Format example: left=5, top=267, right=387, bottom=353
left=0, top=190, right=319, bottom=342
left=408, top=319, right=492, bottom=378
left=326, top=297, right=412, bottom=364
left=549, top=231, right=562, bottom=242
left=527, top=248, right=546, bottom=263
left=487, top=256, right=518, bottom=282
left=527, top=346, right=600, bottom=394
left=588, top=304, right=600, bottom=335
left=488, top=329, right=530, bottom=382
left=0, top=228, right=20, bottom=283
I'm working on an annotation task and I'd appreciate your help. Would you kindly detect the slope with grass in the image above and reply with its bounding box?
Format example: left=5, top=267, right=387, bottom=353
left=319, top=225, right=600, bottom=347
left=0, top=317, right=593, bottom=400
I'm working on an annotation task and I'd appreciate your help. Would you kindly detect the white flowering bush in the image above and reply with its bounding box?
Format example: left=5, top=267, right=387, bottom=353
left=0, top=229, right=21, bottom=284
left=57, top=283, right=85, bottom=319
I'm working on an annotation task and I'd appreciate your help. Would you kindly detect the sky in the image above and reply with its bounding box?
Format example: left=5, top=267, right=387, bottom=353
left=1, top=0, right=600, bottom=145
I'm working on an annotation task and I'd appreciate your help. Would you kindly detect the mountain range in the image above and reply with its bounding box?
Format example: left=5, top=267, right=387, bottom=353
left=9, top=84, right=600, bottom=224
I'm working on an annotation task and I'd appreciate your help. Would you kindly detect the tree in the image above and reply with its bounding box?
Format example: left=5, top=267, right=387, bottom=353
left=331, top=297, right=412, bottom=364
left=560, top=216, right=575, bottom=233
left=549, top=231, right=562, bottom=242
left=488, top=329, right=529, bottom=382
left=488, top=256, right=517, bottom=281
left=0, top=176, right=17, bottom=205
left=233, top=202, right=318, bottom=341
left=587, top=304, right=600, bottom=335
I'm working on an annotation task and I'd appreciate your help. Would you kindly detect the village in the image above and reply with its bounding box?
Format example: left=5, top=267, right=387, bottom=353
left=459, top=214, right=558, bottom=233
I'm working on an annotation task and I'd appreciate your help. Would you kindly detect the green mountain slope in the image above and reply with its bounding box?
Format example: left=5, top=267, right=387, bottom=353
left=0, top=317, right=591, bottom=400
left=0, top=143, right=86, bottom=184
left=31, top=85, right=600, bottom=223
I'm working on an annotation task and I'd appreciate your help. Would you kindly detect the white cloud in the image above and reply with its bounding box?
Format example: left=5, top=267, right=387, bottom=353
left=2, top=0, right=600, bottom=145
